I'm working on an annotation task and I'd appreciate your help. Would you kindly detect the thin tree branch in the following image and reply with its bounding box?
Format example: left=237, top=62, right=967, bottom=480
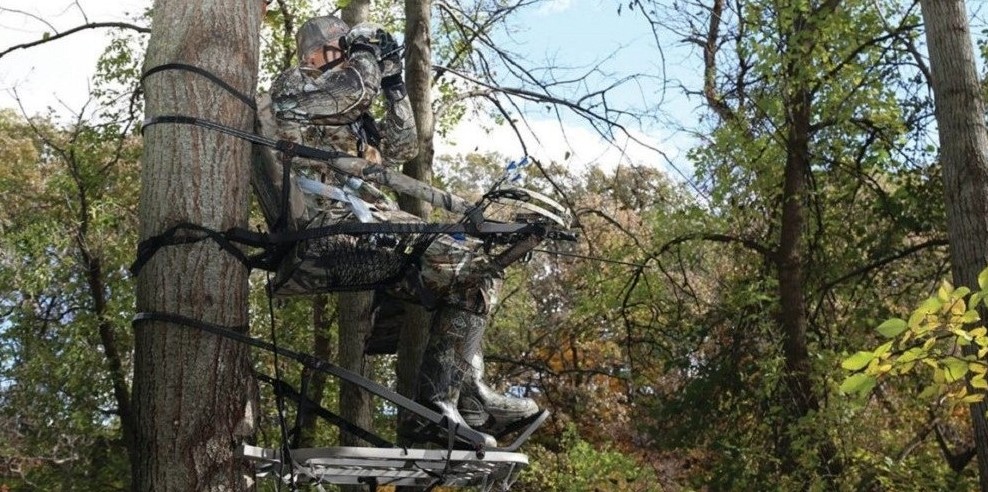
left=0, top=22, right=150, bottom=61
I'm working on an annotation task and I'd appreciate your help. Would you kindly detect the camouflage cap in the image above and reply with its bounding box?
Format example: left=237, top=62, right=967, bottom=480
left=296, top=15, right=349, bottom=62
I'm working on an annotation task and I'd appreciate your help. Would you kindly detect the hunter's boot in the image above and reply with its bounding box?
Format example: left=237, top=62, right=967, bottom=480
left=407, top=307, right=497, bottom=448
left=456, top=310, right=540, bottom=435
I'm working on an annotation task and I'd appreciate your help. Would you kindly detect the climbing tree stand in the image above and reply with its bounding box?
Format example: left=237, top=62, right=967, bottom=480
left=137, top=63, right=573, bottom=490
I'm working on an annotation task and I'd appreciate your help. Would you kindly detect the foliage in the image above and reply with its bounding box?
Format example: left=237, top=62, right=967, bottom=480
left=0, top=107, right=140, bottom=490
left=6, top=0, right=987, bottom=489
left=842, top=268, right=988, bottom=410
left=516, top=425, right=658, bottom=491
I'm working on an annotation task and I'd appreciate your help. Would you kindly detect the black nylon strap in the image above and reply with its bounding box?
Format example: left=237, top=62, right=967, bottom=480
left=132, top=311, right=495, bottom=451
left=142, top=115, right=354, bottom=163
left=255, top=373, right=394, bottom=448
left=132, top=222, right=254, bottom=276
left=142, top=63, right=257, bottom=111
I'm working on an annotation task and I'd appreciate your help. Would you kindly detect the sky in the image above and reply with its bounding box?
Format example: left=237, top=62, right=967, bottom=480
left=0, top=0, right=701, bottom=177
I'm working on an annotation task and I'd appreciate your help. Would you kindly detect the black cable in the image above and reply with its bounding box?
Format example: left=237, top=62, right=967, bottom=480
left=266, top=273, right=297, bottom=491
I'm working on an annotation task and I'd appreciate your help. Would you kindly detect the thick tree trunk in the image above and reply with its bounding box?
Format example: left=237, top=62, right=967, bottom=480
left=133, top=0, right=260, bottom=490
left=920, top=1, right=988, bottom=489
left=396, top=0, right=436, bottom=448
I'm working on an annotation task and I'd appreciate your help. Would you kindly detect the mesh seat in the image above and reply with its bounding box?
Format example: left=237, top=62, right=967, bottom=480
left=271, top=231, right=420, bottom=296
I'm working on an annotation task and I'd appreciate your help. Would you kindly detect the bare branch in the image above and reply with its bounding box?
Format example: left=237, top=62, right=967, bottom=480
left=0, top=22, right=150, bottom=61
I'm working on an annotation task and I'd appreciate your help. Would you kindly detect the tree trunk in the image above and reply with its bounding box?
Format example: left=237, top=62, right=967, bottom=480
left=87, top=255, right=136, bottom=473
left=777, top=83, right=819, bottom=468
left=775, top=6, right=841, bottom=480
left=297, top=295, right=334, bottom=448
left=400, top=0, right=435, bottom=221
left=133, top=0, right=260, bottom=489
left=396, top=0, right=436, bottom=449
left=338, top=292, right=375, bottom=447
left=920, top=1, right=988, bottom=489
left=336, top=5, right=376, bottom=474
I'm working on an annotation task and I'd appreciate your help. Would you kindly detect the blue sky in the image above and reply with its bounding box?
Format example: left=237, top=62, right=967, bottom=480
left=0, top=0, right=700, bottom=176
left=443, top=0, right=702, bottom=176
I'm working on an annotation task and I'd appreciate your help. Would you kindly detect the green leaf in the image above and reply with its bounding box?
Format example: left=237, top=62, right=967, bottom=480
left=908, top=309, right=926, bottom=329
left=944, top=358, right=969, bottom=383
left=876, top=318, right=907, bottom=338
left=979, top=267, right=988, bottom=290
left=961, top=310, right=982, bottom=324
left=955, top=286, right=972, bottom=300
left=898, top=347, right=924, bottom=365
left=842, top=351, right=875, bottom=371
left=918, top=296, right=942, bottom=315
left=938, top=281, right=952, bottom=302
left=840, top=373, right=876, bottom=395
left=971, top=375, right=988, bottom=390
left=873, top=341, right=894, bottom=359
left=919, top=384, right=942, bottom=400
left=971, top=292, right=984, bottom=311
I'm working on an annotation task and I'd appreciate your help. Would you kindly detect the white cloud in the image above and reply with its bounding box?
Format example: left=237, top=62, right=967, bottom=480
left=435, top=116, right=692, bottom=178
left=536, top=0, right=573, bottom=16
left=0, top=0, right=148, bottom=116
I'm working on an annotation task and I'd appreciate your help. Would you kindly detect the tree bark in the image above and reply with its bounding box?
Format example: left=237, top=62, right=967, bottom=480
left=132, top=0, right=260, bottom=489
left=336, top=5, right=377, bottom=476
left=775, top=5, right=841, bottom=480
left=920, top=1, right=988, bottom=489
left=297, top=295, right=334, bottom=448
left=396, top=0, right=436, bottom=450
left=338, top=292, right=375, bottom=447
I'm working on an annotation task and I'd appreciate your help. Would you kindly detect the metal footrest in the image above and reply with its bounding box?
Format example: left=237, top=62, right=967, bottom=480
left=240, top=445, right=528, bottom=490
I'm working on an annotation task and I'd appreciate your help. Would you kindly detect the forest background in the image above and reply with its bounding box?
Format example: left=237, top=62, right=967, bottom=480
left=4, top=0, right=988, bottom=490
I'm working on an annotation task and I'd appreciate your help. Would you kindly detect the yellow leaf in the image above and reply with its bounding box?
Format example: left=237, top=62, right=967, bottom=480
left=873, top=341, right=894, bottom=358
left=897, top=361, right=916, bottom=374
left=961, top=310, right=981, bottom=324
left=962, top=394, right=985, bottom=404
left=951, top=299, right=967, bottom=316
left=938, top=281, right=951, bottom=302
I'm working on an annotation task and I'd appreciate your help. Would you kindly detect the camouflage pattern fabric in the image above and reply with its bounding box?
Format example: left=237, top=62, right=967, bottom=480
left=262, top=36, right=497, bottom=313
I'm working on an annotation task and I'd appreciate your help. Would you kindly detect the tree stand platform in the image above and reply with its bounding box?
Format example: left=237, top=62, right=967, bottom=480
left=240, top=445, right=530, bottom=490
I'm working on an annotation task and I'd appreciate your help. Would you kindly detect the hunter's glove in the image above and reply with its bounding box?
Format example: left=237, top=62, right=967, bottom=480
left=343, top=22, right=385, bottom=58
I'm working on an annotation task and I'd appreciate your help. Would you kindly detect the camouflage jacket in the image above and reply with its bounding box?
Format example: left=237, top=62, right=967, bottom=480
left=269, top=50, right=418, bottom=167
